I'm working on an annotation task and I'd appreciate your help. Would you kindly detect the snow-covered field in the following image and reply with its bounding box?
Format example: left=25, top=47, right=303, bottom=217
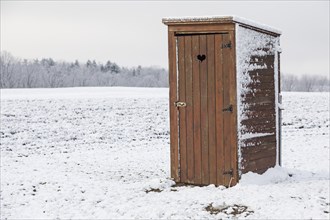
left=1, top=87, right=329, bottom=219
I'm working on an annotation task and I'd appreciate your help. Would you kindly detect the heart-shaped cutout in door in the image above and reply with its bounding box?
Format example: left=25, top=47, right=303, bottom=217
left=197, top=54, right=206, bottom=62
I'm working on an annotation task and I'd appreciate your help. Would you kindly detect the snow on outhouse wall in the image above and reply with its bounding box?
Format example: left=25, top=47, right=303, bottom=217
left=235, top=24, right=281, bottom=175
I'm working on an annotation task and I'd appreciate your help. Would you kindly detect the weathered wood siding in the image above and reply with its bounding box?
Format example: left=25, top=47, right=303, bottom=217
left=164, top=17, right=281, bottom=185
left=236, top=25, right=280, bottom=175
left=175, top=32, right=238, bottom=186
left=240, top=54, right=277, bottom=174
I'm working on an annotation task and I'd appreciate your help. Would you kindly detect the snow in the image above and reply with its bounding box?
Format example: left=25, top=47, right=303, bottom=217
left=0, top=87, right=168, bottom=100
left=240, top=166, right=290, bottom=185
left=235, top=25, right=280, bottom=173
left=241, top=132, right=274, bottom=140
left=1, top=87, right=329, bottom=219
left=162, top=15, right=282, bottom=35
left=274, top=41, right=280, bottom=165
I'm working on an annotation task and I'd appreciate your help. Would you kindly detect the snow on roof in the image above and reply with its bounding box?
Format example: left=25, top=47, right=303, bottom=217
left=162, top=15, right=282, bottom=35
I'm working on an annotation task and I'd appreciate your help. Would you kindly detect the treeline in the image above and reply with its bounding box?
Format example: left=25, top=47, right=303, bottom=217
left=0, top=51, right=168, bottom=88
left=1, top=51, right=329, bottom=91
left=281, top=74, right=329, bottom=92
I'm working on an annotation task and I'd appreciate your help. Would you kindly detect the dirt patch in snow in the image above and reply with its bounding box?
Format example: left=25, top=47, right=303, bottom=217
left=205, top=203, right=254, bottom=217
left=145, top=188, right=162, bottom=193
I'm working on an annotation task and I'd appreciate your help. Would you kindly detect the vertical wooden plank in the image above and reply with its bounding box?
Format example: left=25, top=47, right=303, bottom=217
left=227, top=32, right=238, bottom=186
left=178, top=36, right=187, bottom=182
left=207, top=34, right=217, bottom=185
left=222, top=33, right=231, bottom=186
left=278, top=52, right=282, bottom=167
left=192, top=35, right=202, bottom=184
left=278, top=52, right=281, bottom=94
left=168, top=31, right=179, bottom=182
left=200, top=34, right=209, bottom=185
left=215, top=34, right=224, bottom=186
left=185, top=35, right=194, bottom=182
left=222, top=33, right=234, bottom=186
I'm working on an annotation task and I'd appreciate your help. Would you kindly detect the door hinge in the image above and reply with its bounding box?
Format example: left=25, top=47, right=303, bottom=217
left=222, top=42, right=232, bottom=49
left=223, top=169, right=233, bottom=176
left=222, top=104, right=233, bottom=113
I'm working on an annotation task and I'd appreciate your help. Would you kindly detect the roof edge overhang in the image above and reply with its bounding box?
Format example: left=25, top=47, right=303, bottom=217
left=162, top=15, right=281, bottom=36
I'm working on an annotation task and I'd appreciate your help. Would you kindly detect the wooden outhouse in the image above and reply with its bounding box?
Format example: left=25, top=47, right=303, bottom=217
left=162, top=16, right=282, bottom=187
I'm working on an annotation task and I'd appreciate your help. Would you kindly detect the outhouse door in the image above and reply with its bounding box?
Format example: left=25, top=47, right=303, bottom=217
left=175, top=33, right=237, bottom=186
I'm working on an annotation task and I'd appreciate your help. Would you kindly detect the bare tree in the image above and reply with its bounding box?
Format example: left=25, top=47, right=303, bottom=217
left=282, top=73, right=329, bottom=92
left=0, top=51, right=18, bottom=88
left=281, top=73, right=298, bottom=91
left=314, top=75, right=330, bottom=92
left=22, top=60, right=37, bottom=88
left=299, top=74, right=317, bottom=92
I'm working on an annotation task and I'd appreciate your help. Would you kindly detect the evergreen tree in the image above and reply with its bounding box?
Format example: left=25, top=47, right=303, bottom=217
left=110, top=62, right=120, bottom=73
left=92, top=60, right=97, bottom=68
left=105, top=60, right=112, bottom=72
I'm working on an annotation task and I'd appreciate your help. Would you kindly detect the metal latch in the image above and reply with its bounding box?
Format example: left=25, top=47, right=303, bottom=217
left=222, top=41, right=232, bottom=49
left=223, top=169, right=233, bottom=176
left=174, top=101, right=186, bottom=108
left=222, top=104, right=233, bottom=112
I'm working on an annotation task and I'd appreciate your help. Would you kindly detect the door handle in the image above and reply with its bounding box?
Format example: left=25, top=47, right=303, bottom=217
left=174, top=101, right=186, bottom=108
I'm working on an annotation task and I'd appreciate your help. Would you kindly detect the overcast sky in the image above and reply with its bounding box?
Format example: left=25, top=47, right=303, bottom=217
left=1, top=1, right=329, bottom=77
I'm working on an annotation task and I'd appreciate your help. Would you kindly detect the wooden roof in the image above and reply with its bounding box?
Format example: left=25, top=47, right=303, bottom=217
left=162, top=15, right=281, bottom=36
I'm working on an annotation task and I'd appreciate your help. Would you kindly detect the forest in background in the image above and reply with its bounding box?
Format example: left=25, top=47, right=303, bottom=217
left=281, top=73, right=329, bottom=92
left=0, top=51, right=168, bottom=88
left=0, top=51, right=329, bottom=91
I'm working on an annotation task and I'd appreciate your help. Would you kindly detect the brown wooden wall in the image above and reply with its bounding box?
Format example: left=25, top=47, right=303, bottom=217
left=166, top=23, right=239, bottom=186
left=175, top=32, right=238, bottom=186
left=165, top=21, right=280, bottom=183
left=240, top=54, right=277, bottom=174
